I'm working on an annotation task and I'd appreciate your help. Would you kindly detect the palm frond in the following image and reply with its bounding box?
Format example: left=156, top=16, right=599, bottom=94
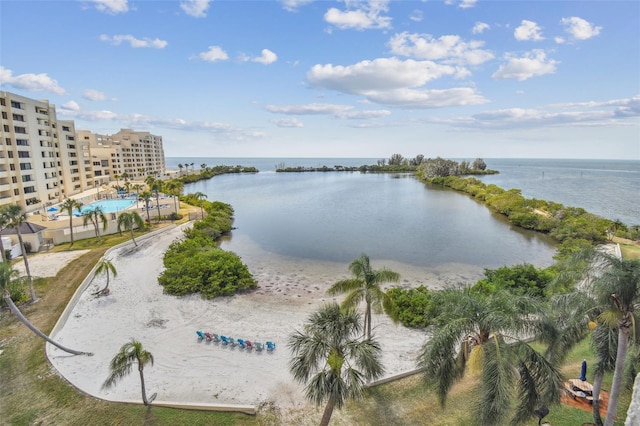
left=475, top=336, right=514, bottom=426
left=327, top=279, right=363, bottom=296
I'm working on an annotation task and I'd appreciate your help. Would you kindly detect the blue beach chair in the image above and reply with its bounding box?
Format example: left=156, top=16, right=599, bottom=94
left=220, top=335, right=230, bottom=345
left=236, top=338, right=247, bottom=349
left=266, top=341, right=276, bottom=351
left=196, top=330, right=206, bottom=340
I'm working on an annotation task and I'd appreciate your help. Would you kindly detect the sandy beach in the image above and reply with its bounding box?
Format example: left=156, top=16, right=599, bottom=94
left=43, top=223, right=480, bottom=415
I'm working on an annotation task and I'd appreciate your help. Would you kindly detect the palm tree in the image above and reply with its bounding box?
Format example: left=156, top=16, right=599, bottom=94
left=82, top=206, right=108, bottom=241
left=102, top=338, right=156, bottom=405
left=193, top=191, right=207, bottom=219
left=92, top=258, right=117, bottom=296
left=200, top=163, right=207, bottom=171
left=139, top=190, right=153, bottom=225
left=132, top=184, right=143, bottom=208
left=2, top=204, right=36, bottom=302
left=0, top=261, right=88, bottom=355
left=417, top=287, right=562, bottom=425
left=145, top=176, right=163, bottom=223
left=117, top=212, right=145, bottom=246
left=60, top=198, right=83, bottom=247
left=584, top=252, right=640, bottom=426
left=178, top=163, right=184, bottom=176
left=164, top=180, right=183, bottom=214
left=0, top=207, right=9, bottom=262
left=190, top=162, right=195, bottom=174
left=327, top=253, right=400, bottom=339
left=288, top=303, right=384, bottom=426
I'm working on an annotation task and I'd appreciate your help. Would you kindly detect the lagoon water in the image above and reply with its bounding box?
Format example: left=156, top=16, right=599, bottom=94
left=174, top=157, right=638, bottom=288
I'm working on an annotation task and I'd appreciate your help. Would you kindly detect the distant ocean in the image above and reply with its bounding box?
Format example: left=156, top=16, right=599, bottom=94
left=166, top=157, right=640, bottom=226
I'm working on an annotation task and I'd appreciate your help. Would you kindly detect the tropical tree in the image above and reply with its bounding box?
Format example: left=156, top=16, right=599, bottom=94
left=585, top=252, right=640, bottom=426
left=0, top=207, right=9, bottom=262
left=178, top=163, right=184, bottom=176
left=117, top=212, right=145, bottom=246
left=132, top=183, right=143, bottom=208
left=417, top=287, right=562, bottom=425
left=288, top=303, right=384, bottom=426
left=92, top=258, right=118, bottom=296
left=145, top=176, right=163, bottom=222
left=193, top=191, right=207, bottom=219
left=190, top=162, right=195, bottom=174
left=327, top=253, right=400, bottom=339
left=2, top=204, right=35, bottom=302
left=113, top=173, right=121, bottom=188
left=0, top=261, right=88, bottom=355
left=164, top=180, right=184, bottom=214
left=139, top=190, right=153, bottom=225
left=60, top=198, right=83, bottom=247
left=82, top=206, right=108, bottom=241
left=102, top=338, right=156, bottom=405
left=200, top=163, right=207, bottom=171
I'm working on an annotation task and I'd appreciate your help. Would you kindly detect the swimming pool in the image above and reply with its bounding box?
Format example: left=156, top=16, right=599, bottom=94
left=75, top=199, right=136, bottom=215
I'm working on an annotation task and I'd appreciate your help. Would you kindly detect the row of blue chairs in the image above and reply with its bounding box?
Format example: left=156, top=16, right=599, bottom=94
left=196, top=330, right=276, bottom=351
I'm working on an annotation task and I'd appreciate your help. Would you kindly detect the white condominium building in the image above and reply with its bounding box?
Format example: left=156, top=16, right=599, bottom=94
left=76, top=128, right=166, bottom=182
left=0, top=91, right=166, bottom=213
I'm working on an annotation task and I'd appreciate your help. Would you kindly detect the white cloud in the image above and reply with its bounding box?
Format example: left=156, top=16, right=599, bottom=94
left=266, top=103, right=354, bottom=116
left=61, top=101, right=80, bottom=111
left=280, top=0, right=315, bottom=12
left=444, top=0, right=476, bottom=8
left=199, top=46, right=229, bottom=62
left=514, top=20, right=544, bottom=41
left=89, top=0, right=129, bottom=14
left=266, top=103, right=391, bottom=119
left=409, top=10, right=423, bottom=22
left=324, top=0, right=392, bottom=30
left=273, top=118, right=304, bottom=128
left=472, top=22, right=490, bottom=34
left=0, top=66, right=66, bottom=95
left=99, top=34, right=168, bottom=48
left=492, top=49, right=558, bottom=81
left=308, top=58, right=460, bottom=93
left=554, top=37, right=565, bottom=45
left=180, top=0, right=211, bottom=18
left=389, top=32, right=494, bottom=66
left=459, top=0, right=477, bottom=9
left=58, top=107, right=264, bottom=141
left=436, top=96, right=640, bottom=130
left=307, top=58, right=487, bottom=108
left=561, top=17, right=602, bottom=41
left=252, top=49, right=278, bottom=65
left=364, top=87, right=487, bottom=109
left=83, top=89, right=117, bottom=101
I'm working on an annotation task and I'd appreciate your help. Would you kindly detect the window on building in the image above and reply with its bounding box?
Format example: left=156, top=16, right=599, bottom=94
left=19, top=163, right=32, bottom=170
left=10, top=101, right=21, bottom=109
left=14, top=126, right=26, bottom=133
left=24, top=186, right=36, bottom=194
left=17, top=151, right=30, bottom=158
left=1, top=112, right=6, bottom=119
left=21, top=175, right=32, bottom=182
left=12, top=114, right=25, bottom=121
left=16, top=139, right=28, bottom=146
left=62, top=126, right=70, bottom=131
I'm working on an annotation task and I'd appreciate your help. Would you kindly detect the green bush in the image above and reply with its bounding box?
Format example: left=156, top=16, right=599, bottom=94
left=472, top=263, right=554, bottom=298
left=387, top=286, right=439, bottom=328
left=158, top=197, right=257, bottom=299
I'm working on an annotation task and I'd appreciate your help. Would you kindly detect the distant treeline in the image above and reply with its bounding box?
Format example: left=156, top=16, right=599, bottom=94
left=276, top=154, right=498, bottom=176
left=175, top=164, right=258, bottom=184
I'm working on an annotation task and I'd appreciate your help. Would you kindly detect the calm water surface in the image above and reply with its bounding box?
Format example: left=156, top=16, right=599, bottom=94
left=186, top=172, right=557, bottom=271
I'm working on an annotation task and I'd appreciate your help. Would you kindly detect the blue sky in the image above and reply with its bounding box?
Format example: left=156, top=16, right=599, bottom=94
left=1, top=0, right=638, bottom=159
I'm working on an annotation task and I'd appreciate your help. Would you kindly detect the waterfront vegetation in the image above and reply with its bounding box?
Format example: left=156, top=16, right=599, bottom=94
left=158, top=196, right=257, bottom=298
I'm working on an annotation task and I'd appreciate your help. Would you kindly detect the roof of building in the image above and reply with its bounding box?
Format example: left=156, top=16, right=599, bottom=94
left=0, top=222, right=47, bottom=235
